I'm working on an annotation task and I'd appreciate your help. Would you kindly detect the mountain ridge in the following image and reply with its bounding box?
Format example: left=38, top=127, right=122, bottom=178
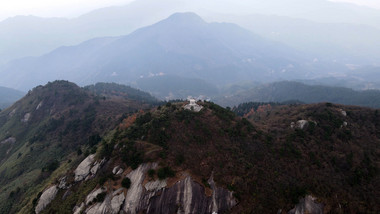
left=216, top=81, right=380, bottom=108
left=0, top=12, right=319, bottom=92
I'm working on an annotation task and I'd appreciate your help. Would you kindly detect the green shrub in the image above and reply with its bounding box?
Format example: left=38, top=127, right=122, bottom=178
left=122, top=178, right=131, bottom=188
left=175, top=154, right=185, bottom=165
left=42, top=160, right=60, bottom=172
left=148, top=169, right=155, bottom=178
left=157, top=167, right=175, bottom=180
left=95, top=192, right=107, bottom=202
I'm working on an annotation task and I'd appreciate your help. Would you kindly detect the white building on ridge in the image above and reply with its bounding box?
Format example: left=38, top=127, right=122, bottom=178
left=184, top=98, right=203, bottom=112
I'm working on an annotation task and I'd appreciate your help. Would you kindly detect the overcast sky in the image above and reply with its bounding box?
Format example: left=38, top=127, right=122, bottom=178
left=0, top=0, right=135, bottom=21
left=0, top=0, right=379, bottom=22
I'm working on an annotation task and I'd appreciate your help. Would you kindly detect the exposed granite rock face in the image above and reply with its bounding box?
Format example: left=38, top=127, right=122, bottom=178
left=144, top=179, right=167, bottom=191
left=147, top=176, right=236, bottom=214
left=75, top=154, right=95, bottom=182
left=85, top=188, right=122, bottom=214
left=79, top=163, right=236, bottom=214
left=123, top=163, right=153, bottom=213
left=288, top=195, right=324, bottom=214
left=35, top=185, right=59, bottom=214
left=208, top=175, right=237, bottom=213
left=111, top=188, right=125, bottom=214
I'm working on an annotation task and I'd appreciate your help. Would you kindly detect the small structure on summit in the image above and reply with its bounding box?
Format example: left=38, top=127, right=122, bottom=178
left=184, top=98, right=203, bottom=112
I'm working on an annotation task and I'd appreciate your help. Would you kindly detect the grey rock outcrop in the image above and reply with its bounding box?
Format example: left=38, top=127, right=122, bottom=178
left=75, top=154, right=95, bottom=182
left=35, top=185, right=59, bottom=214
left=78, top=163, right=236, bottom=214
left=58, top=176, right=71, bottom=189
left=144, top=179, right=167, bottom=191
left=90, top=159, right=105, bottom=175
left=112, top=166, right=121, bottom=174
left=111, top=188, right=125, bottom=214
left=288, top=195, right=324, bottom=214
left=36, top=101, right=43, bottom=110
left=84, top=188, right=125, bottom=214
left=73, top=203, right=85, bottom=214
left=146, top=176, right=236, bottom=214
left=86, top=187, right=107, bottom=206
left=112, top=165, right=124, bottom=176
left=123, top=163, right=153, bottom=213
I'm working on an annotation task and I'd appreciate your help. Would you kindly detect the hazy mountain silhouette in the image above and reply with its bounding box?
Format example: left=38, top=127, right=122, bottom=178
left=1, top=0, right=379, bottom=66
left=0, top=12, right=318, bottom=91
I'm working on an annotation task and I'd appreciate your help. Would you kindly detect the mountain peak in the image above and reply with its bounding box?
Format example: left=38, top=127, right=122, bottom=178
left=165, top=12, right=206, bottom=25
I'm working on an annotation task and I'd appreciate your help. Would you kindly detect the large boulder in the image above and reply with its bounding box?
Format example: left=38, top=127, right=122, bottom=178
left=35, top=185, right=59, bottom=214
left=75, top=154, right=95, bottom=182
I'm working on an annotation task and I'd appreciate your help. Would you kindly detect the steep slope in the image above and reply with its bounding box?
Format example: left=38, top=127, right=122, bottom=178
left=0, top=86, right=24, bottom=110
left=216, top=81, right=380, bottom=108
left=22, top=101, right=380, bottom=213
left=0, top=12, right=320, bottom=91
left=0, top=81, right=157, bottom=213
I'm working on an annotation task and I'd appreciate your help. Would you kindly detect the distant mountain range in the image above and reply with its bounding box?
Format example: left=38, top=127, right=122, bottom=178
left=0, top=86, right=24, bottom=110
left=0, top=12, right=327, bottom=91
left=216, top=81, right=380, bottom=108
left=216, top=14, right=380, bottom=65
left=1, top=0, right=379, bottom=66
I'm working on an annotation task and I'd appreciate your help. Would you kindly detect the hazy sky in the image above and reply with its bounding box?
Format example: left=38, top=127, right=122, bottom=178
left=0, top=0, right=379, bottom=21
left=0, top=0, right=135, bottom=21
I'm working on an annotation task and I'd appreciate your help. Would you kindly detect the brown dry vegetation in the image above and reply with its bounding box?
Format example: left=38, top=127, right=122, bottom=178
left=110, top=101, right=380, bottom=213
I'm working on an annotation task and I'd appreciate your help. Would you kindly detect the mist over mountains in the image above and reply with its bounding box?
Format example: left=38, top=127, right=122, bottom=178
left=0, top=12, right=319, bottom=91
left=1, top=0, right=380, bottom=66
left=1, top=1, right=380, bottom=213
